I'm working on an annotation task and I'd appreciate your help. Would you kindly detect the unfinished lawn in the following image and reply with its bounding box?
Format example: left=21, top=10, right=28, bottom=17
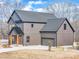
left=0, top=48, right=79, bottom=59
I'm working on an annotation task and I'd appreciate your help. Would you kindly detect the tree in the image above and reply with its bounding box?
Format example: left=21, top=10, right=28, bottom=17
left=0, top=0, right=24, bottom=39
left=45, top=2, right=79, bottom=46
left=46, top=2, right=77, bottom=22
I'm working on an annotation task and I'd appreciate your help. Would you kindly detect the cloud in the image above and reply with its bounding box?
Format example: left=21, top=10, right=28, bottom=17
left=28, top=1, right=47, bottom=5
left=16, top=0, right=21, bottom=3
left=22, top=4, right=33, bottom=11
left=22, top=0, right=47, bottom=11
left=33, top=8, right=48, bottom=12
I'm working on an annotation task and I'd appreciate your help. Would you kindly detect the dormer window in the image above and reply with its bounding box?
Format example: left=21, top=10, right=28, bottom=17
left=64, top=24, right=66, bottom=30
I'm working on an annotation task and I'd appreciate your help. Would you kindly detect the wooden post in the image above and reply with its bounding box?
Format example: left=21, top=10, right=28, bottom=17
left=16, top=35, right=19, bottom=45
left=10, top=35, right=12, bottom=45
left=8, top=35, right=12, bottom=47
left=0, top=34, right=2, bottom=47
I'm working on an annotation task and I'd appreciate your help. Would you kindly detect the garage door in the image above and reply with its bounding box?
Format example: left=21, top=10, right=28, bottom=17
left=42, top=38, right=55, bottom=46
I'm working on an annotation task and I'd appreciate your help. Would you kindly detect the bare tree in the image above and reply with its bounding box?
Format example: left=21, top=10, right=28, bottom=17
left=0, top=0, right=24, bottom=39
left=46, top=2, right=79, bottom=43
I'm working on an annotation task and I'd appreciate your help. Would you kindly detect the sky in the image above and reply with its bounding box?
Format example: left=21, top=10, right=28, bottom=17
left=19, top=0, right=79, bottom=11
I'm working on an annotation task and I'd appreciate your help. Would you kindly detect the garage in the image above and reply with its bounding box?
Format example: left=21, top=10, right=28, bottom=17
left=41, top=37, right=55, bottom=46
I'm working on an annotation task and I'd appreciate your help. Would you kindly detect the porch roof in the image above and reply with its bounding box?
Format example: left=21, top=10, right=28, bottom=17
left=8, top=26, right=24, bottom=35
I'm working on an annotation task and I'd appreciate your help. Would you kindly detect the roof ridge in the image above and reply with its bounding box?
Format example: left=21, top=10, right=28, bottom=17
left=15, top=10, right=55, bottom=15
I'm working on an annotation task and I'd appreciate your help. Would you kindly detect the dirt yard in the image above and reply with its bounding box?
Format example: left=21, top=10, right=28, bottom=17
left=0, top=48, right=79, bottom=59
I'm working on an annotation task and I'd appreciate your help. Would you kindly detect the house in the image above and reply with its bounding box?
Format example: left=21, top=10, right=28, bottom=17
left=7, top=10, right=74, bottom=46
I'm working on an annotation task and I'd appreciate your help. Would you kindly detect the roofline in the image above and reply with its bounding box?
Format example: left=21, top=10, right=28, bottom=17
left=7, top=10, right=47, bottom=24
left=15, top=10, right=56, bottom=16
left=8, top=26, right=24, bottom=35
left=14, top=11, right=22, bottom=22
left=56, top=18, right=65, bottom=32
left=65, top=18, right=75, bottom=32
left=22, top=21, right=47, bottom=24
left=7, top=10, right=15, bottom=23
left=7, top=10, right=23, bottom=23
left=40, top=31, right=56, bottom=33
left=57, top=18, right=75, bottom=32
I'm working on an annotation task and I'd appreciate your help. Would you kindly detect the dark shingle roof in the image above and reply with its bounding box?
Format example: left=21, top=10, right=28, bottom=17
left=40, top=18, right=66, bottom=32
left=15, top=10, right=56, bottom=23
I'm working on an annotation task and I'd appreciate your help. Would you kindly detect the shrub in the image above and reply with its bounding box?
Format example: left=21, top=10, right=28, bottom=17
left=2, top=44, right=8, bottom=48
left=73, top=42, right=79, bottom=49
left=48, top=40, right=51, bottom=51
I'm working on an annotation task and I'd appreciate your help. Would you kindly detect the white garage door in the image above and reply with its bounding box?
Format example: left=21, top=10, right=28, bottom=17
left=42, top=38, right=55, bottom=46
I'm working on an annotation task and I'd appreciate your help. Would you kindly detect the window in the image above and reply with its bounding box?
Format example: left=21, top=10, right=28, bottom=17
left=26, top=36, right=30, bottom=42
left=31, top=24, right=34, bottom=28
left=64, top=24, right=66, bottom=30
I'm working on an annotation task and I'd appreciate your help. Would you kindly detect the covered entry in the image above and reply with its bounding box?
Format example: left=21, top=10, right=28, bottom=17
left=41, top=37, right=55, bottom=46
left=8, top=26, right=24, bottom=45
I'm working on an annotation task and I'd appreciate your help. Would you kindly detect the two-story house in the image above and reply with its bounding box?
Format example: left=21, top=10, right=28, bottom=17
left=7, top=10, right=74, bottom=46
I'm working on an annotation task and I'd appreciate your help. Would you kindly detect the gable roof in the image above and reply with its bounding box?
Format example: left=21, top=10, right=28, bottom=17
left=40, top=18, right=75, bottom=32
left=8, top=10, right=56, bottom=23
left=8, top=26, right=24, bottom=35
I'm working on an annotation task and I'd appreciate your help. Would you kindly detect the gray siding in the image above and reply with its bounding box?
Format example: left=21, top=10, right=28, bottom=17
left=57, top=20, right=74, bottom=46
left=23, top=23, right=45, bottom=45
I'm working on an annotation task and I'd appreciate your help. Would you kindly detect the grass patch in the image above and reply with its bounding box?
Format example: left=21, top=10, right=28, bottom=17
left=0, top=48, right=79, bottom=59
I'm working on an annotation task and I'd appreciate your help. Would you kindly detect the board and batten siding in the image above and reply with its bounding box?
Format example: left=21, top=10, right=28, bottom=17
left=23, top=23, right=45, bottom=45
left=57, top=20, right=74, bottom=46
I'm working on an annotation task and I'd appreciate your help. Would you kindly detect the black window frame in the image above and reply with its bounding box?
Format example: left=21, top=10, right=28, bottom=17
left=31, top=24, right=34, bottom=28
left=64, top=24, right=66, bottom=30
left=26, top=36, right=30, bottom=42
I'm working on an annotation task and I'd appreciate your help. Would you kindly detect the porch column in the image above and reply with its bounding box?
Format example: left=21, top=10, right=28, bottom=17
left=0, top=35, right=2, bottom=46
left=9, top=35, right=12, bottom=45
left=16, top=35, right=19, bottom=45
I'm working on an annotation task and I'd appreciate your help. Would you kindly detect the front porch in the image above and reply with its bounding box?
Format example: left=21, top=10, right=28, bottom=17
left=9, top=35, right=23, bottom=45
left=8, top=26, right=24, bottom=46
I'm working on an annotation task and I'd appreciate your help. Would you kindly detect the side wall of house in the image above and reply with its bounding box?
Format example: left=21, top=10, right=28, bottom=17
left=23, top=23, right=45, bottom=45
left=57, top=20, right=74, bottom=46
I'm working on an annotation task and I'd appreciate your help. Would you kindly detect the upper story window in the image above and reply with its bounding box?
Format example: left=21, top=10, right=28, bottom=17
left=31, top=24, right=34, bottom=28
left=64, top=24, right=66, bottom=30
